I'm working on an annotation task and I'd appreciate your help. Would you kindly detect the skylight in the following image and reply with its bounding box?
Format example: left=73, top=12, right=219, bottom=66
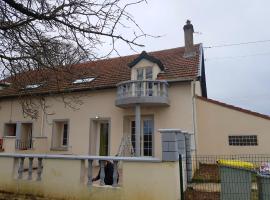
left=25, top=84, right=42, bottom=89
left=73, top=77, right=95, bottom=84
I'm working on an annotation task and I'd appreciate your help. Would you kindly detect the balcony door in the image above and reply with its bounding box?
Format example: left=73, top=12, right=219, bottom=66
left=136, top=67, right=153, bottom=96
left=131, top=118, right=153, bottom=156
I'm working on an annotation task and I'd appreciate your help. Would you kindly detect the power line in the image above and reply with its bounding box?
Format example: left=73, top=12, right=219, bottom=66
left=204, top=39, right=270, bottom=49
left=205, top=52, right=270, bottom=61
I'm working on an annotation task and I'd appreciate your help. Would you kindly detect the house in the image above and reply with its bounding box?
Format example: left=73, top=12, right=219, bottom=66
left=0, top=20, right=269, bottom=158
left=0, top=20, right=206, bottom=158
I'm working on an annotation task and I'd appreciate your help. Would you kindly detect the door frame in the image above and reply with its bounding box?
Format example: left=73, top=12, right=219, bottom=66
left=128, top=115, right=154, bottom=157
left=89, top=118, right=111, bottom=156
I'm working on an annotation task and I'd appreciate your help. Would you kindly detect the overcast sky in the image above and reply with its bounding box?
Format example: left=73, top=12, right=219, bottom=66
left=111, top=0, right=270, bottom=115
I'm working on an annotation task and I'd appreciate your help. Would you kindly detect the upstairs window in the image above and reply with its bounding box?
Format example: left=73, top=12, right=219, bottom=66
left=73, top=77, right=95, bottom=84
left=136, top=67, right=153, bottom=80
left=145, top=67, right=153, bottom=80
left=137, top=68, right=144, bottom=80
left=24, top=84, right=42, bottom=89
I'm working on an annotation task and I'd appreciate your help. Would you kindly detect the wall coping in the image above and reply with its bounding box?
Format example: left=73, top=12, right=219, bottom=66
left=0, top=153, right=162, bottom=162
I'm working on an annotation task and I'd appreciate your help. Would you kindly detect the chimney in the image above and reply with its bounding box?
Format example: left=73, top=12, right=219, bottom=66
left=183, top=20, right=196, bottom=58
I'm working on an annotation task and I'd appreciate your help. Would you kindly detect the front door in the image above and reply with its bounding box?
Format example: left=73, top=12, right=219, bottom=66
left=99, top=122, right=109, bottom=156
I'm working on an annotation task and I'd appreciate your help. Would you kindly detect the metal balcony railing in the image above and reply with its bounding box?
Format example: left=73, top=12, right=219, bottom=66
left=15, top=139, right=33, bottom=150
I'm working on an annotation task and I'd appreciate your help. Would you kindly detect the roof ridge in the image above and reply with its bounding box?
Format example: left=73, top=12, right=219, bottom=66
left=196, top=95, right=270, bottom=120
left=80, top=44, right=202, bottom=65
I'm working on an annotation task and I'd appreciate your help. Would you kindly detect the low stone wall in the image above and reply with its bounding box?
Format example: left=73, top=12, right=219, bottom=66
left=0, top=154, right=180, bottom=200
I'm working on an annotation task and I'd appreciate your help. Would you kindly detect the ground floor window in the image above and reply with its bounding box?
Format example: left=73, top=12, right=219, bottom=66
left=131, top=118, right=153, bottom=156
left=5, top=122, right=33, bottom=150
left=143, top=120, right=153, bottom=156
left=228, top=135, right=258, bottom=146
left=52, top=120, right=69, bottom=150
left=99, top=122, right=109, bottom=156
left=4, top=123, right=16, bottom=136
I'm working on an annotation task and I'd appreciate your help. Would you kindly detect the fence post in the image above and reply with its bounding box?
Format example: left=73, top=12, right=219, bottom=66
left=179, top=154, right=185, bottom=200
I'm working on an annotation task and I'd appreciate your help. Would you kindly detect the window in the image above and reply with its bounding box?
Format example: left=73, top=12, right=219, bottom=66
left=4, top=123, right=16, bottom=136
left=136, top=67, right=153, bottom=80
left=145, top=67, right=153, bottom=80
left=62, top=123, right=68, bottom=146
left=143, top=119, right=153, bottom=156
left=73, top=77, right=95, bottom=84
left=137, top=68, right=144, bottom=80
left=25, top=84, right=42, bottom=89
left=131, top=121, right=136, bottom=153
left=228, top=135, right=258, bottom=146
left=52, top=120, right=69, bottom=150
left=131, top=118, right=153, bottom=156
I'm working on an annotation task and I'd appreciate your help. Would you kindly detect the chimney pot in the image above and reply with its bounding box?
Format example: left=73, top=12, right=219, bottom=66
left=183, top=20, right=196, bottom=58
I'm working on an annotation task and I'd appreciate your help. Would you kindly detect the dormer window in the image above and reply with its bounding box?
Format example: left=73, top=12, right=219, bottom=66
left=136, top=67, right=153, bottom=80
left=129, top=51, right=164, bottom=81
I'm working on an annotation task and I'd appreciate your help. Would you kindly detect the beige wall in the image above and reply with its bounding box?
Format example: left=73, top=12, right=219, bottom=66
left=0, top=82, right=194, bottom=158
left=196, top=97, right=270, bottom=155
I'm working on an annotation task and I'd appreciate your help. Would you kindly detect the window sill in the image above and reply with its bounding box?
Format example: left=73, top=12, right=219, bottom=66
left=3, top=136, right=16, bottom=138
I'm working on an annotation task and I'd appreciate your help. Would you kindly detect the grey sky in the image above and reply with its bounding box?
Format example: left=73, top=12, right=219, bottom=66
left=111, top=0, right=270, bottom=115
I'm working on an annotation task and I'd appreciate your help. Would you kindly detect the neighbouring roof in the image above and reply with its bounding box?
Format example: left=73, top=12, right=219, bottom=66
left=0, top=44, right=202, bottom=98
left=196, top=96, right=270, bottom=121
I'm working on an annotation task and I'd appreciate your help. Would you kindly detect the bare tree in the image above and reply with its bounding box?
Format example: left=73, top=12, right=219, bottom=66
left=0, top=0, right=148, bottom=118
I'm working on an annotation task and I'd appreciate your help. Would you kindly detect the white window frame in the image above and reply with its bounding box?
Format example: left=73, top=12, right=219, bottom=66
left=130, top=116, right=154, bottom=157
left=136, top=67, right=153, bottom=80
left=51, top=119, right=70, bottom=151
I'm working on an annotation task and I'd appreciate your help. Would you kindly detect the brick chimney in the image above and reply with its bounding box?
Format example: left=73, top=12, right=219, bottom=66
left=183, top=20, right=196, bottom=58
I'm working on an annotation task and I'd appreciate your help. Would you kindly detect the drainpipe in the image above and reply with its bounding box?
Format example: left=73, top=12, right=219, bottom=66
left=135, top=104, right=141, bottom=156
left=40, top=98, right=45, bottom=137
left=192, top=80, right=198, bottom=157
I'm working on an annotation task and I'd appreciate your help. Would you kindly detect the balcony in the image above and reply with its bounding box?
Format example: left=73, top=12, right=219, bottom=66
left=15, top=139, right=33, bottom=150
left=115, top=80, right=169, bottom=107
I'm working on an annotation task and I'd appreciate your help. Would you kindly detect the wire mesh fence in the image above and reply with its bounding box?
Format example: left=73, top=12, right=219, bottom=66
left=183, top=154, right=270, bottom=200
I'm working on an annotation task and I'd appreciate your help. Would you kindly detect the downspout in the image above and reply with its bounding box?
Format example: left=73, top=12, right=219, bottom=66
left=40, top=98, right=45, bottom=137
left=192, top=80, right=198, bottom=157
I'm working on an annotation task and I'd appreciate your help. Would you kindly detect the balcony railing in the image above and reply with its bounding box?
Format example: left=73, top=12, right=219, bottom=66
left=115, top=80, right=169, bottom=107
left=15, top=139, right=33, bottom=150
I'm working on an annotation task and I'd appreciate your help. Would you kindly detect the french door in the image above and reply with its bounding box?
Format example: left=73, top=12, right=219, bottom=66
left=131, top=118, right=153, bottom=156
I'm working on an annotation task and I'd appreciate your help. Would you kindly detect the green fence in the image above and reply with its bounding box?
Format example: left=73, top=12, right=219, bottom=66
left=182, top=154, right=270, bottom=200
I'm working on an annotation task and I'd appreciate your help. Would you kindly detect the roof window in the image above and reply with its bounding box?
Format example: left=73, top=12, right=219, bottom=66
left=73, top=77, right=95, bottom=84
left=25, top=84, right=42, bottom=89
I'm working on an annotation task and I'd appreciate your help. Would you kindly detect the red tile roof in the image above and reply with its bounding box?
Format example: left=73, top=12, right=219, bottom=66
left=196, top=96, right=270, bottom=121
left=0, top=45, right=201, bottom=98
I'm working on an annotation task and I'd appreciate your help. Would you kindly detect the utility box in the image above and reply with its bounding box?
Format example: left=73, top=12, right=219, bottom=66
left=257, top=174, right=270, bottom=200
left=218, top=160, right=254, bottom=200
